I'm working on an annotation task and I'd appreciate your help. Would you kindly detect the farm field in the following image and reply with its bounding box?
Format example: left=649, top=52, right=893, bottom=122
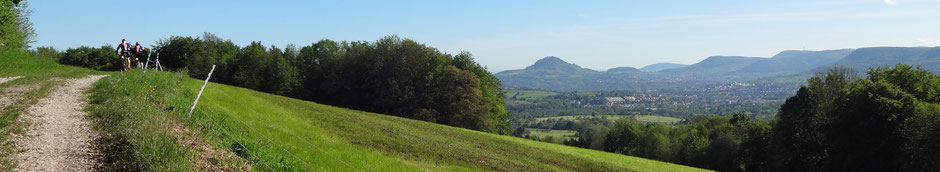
left=525, top=128, right=578, bottom=142
left=506, top=89, right=557, bottom=100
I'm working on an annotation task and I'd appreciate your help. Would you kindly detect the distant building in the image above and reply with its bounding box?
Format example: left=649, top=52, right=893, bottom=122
left=605, top=97, right=625, bottom=106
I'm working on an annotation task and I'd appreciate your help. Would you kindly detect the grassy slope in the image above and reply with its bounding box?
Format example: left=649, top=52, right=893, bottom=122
left=95, top=71, right=707, bottom=171
left=2, top=52, right=707, bottom=171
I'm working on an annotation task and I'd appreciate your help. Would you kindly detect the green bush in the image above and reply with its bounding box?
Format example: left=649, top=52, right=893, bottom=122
left=58, top=45, right=122, bottom=71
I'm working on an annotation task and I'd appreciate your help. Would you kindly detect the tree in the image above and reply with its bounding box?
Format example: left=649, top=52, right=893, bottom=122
left=30, top=46, right=61, bottom=61
left=767, top=67, right=856, bottom=171
left=434, top=66, right=490, bottom=130
left=12, top=0, right=32, bottom=48
left=154, top=36, right=203, bottom=71
left=604, top=119, right=642, bottom=154
left=454, top=52, right=512, bottom=134
left=58, top=46, right=121, bottom=71
left=825, top=65, right=932, bottom=171
left=769, top=64, right=940, bottom=171
left=193, top=32, right=239, bottom=82
left=0, top=0, right=28, bottom=50
left=231, top=42, right=268, bottom=90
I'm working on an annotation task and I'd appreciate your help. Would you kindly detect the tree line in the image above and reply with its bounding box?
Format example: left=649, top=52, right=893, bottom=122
left=546, top=64, right=940, bottom=171
left=36, top=33, right=511, bottom=134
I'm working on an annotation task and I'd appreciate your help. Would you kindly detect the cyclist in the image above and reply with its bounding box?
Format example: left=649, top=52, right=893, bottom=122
left=133, top=42, right=146, bottom=68
left=115, top=39, right=131, bottom=70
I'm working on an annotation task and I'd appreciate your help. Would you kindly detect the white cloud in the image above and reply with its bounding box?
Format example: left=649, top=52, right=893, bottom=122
left=885, top=0, right=898, bottom=5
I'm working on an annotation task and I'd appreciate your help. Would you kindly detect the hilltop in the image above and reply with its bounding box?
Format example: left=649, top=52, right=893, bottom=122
left=826, top=46, right=940, bottom=74
left=496, top=56, right=679, bottom=91
left=607, top=67, right=642, bottom=73
left=659, top=56, right=765, bottom=79
left=497, top=56, right=598, bottom=76
left=640, top=63, right=687, bottom=72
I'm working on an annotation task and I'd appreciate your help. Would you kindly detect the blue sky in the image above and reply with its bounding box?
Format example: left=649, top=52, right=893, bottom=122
left=28, top=0, right=940, bottom=72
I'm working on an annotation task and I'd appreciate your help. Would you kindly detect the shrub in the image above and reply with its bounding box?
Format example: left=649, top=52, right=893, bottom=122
left=58, top=45, right=122, bottom=71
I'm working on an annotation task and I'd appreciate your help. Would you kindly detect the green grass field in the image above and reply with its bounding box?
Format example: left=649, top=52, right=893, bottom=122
left=526, top=128, right=577, bottom=142
left=535, top=115, right=629, bottom=122
left=634, top=115, right=684, bottom=124
left=2, top=52, right=708, bottom=171
left=507, top=89, right=558, bottom=100
left=535, top=115, right=684, bottom=125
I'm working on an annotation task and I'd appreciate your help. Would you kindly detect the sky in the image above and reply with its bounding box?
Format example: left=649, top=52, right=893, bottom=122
left=26, top=0, right=940, bottom=72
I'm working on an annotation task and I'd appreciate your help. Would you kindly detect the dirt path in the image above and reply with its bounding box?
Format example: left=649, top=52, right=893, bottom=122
left=0, top=76, right=23, bottom=84
left=0, top=76, right=31, bottom=109
left=13, top=75, right=107, bottom=171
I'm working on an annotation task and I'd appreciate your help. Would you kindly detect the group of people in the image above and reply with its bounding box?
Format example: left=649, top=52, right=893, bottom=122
left=115, top=38, right=148, bottom=70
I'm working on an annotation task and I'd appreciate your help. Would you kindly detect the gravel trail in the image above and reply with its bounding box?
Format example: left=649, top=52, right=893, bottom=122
left=0, top=76, right=22, bottom=84
left=13, top=75, right=107, bottom=171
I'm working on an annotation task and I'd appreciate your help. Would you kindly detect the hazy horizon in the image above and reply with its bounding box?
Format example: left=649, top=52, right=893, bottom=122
left=28, top=0, right=940, bottom=71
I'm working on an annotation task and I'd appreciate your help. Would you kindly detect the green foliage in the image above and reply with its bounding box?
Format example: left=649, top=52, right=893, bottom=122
left=58, top=45, right=122, bottom=71
left=230, top=41, right=268, bottom=90
left=583, top=64, right=940, bottom=171
left=29, top=46, right=61, bottom=61
left=586, top=115, right=771, bottom=172
left=152, top=35, right=508, bottom=134
left=769, top=64, right=940, bottom=171
left=0, top=0, right=28, bottom=50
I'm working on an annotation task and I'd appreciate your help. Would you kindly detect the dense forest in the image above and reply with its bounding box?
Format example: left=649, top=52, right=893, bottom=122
left=539, top=65, right=940, bottom=171
left=33, top=33, right=511, bottom=134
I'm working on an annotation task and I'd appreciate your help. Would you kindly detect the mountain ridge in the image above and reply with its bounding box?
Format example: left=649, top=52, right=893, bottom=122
left=496, top=46, right=940, bottom=91
left=640, top=63, right=688, bottom=72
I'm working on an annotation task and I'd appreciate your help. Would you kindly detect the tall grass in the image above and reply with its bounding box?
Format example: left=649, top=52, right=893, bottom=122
left=87, top=71, right=191, bottom=171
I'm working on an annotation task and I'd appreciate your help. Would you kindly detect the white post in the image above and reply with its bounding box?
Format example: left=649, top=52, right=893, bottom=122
left=143, top=51, right=152, bottom=74
left=188, top=65, right=216, bottom=119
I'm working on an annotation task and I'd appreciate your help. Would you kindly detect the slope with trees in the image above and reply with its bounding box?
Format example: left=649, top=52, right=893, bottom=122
left=43, top=33, right=511, bottom=134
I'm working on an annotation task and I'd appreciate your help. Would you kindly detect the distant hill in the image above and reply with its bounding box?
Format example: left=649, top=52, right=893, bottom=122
left=607, top=67, right=642, bottom=73
left=496, top=56, right=680, bottom=91
left=737, top=49, right=853, bottom=75
left=497, top=47, right=940, bottom=91
left=640, top=63, right=687, bottom=72
left=826, top=47, right=940, bottom=74
left=499, top=56, right=598, bottom=76
left=659, top=56, right=765, bottom=79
